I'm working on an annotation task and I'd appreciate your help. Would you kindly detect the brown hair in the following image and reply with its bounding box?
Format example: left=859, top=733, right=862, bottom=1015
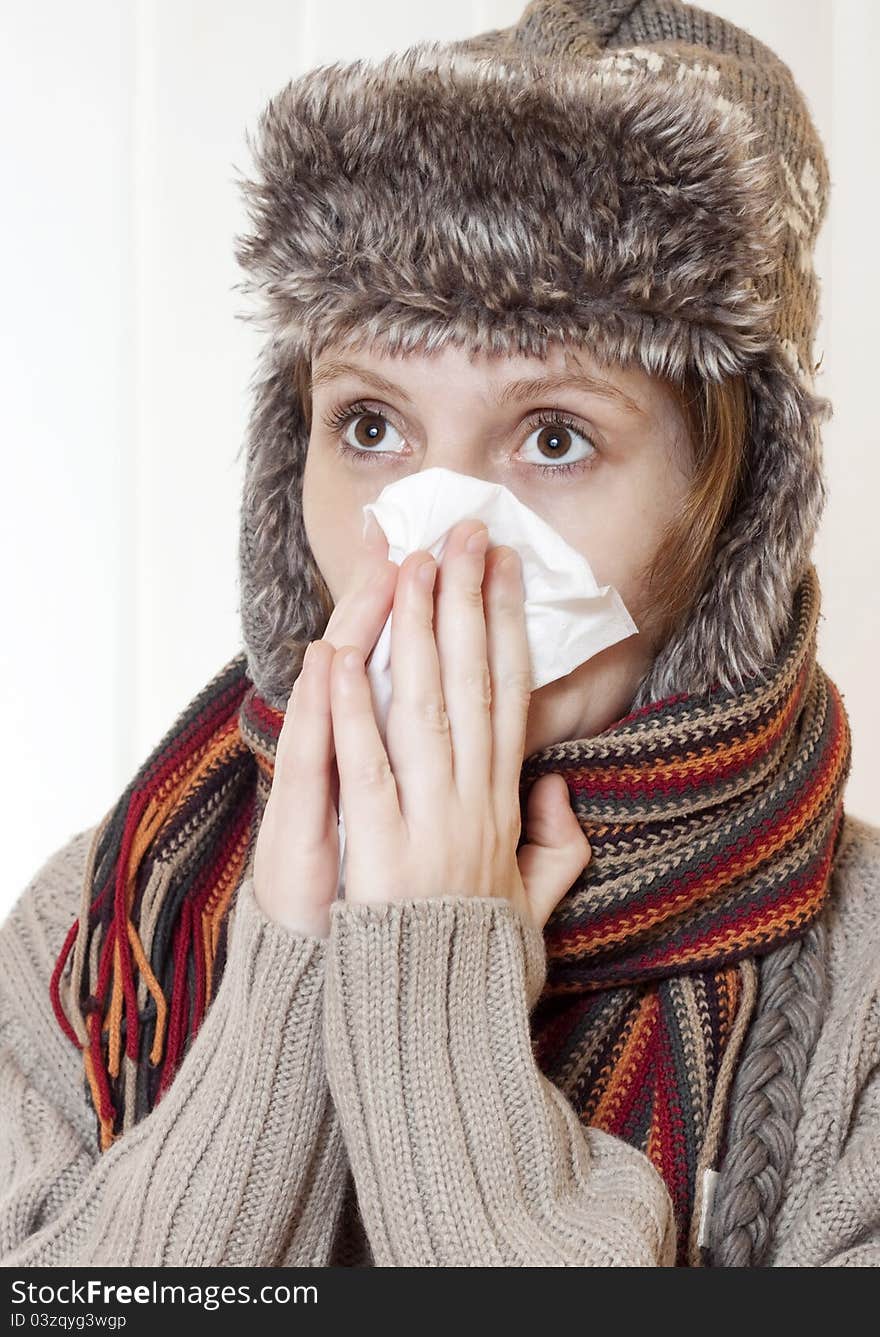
left=293, top=354, right=751, bottom=652
left=642, top=372, right=751, bottom=648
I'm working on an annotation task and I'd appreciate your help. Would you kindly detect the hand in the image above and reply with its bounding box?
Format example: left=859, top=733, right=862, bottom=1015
left=252, top=514, right=399, bottom=939
left=328, top=518, right=592, bottom=935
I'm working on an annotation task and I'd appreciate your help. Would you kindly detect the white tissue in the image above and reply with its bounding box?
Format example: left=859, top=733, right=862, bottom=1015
left=335, top=466, right=638, bottom=897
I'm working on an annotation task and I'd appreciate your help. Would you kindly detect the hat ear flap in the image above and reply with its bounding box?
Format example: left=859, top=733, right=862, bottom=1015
left=630, top=356, right=831, bottom=709
left=237, top=342, right=332, bottom=709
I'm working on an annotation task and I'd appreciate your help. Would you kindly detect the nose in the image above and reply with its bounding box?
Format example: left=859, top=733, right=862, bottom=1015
left=418, top=438, right=493, bottom=484
left=412, top=450, right=501, bottom=552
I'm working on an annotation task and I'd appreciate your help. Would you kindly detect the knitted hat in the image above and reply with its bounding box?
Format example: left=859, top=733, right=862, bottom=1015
left=232, top=0, right=831, bottom=714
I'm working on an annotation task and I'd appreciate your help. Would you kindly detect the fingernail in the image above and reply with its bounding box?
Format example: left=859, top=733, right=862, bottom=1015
left=342, top=648, right=362, bottom=672
left=466, top=525, right=489, bottom=555
left=418, top=557, right=436, bottom=588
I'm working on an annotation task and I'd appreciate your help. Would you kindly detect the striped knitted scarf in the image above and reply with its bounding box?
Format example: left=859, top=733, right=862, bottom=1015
left=51, top=562, right=851, bottom=1262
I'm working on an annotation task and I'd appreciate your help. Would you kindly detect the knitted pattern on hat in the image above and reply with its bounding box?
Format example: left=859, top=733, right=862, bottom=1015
left=233, top=0, right=831, bottom=718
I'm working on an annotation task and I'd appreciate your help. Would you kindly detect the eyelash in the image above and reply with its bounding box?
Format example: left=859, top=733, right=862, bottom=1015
left=320, top=399, right=598, bottom=478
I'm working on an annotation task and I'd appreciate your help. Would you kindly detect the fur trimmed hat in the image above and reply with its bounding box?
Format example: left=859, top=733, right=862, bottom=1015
left=232, top=0, right=832, bottom=715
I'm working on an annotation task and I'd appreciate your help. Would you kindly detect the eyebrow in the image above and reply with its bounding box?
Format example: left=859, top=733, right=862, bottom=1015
left=309, top=359, right=647, bottom=419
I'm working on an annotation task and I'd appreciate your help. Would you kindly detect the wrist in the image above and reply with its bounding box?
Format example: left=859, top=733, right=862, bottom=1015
left=252, top=881, right=333, bottom=940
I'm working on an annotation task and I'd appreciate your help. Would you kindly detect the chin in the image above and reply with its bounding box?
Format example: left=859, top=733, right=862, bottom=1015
left=522, top=660, right=646, bottom=757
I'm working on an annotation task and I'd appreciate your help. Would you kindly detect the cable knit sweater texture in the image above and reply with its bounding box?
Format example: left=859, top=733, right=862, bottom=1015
left=1, top=812, right=878, bottom=1267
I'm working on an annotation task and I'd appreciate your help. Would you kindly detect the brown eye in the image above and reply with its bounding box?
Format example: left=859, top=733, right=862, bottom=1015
left=518, top=418, right=597, bottom=473
left=536, top=424, right=572, bottom=458
left=352, top=414, right=388, bottom=448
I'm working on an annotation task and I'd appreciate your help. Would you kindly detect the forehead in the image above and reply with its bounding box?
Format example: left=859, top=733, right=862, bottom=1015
left=309, top=333, right=665, bottom=415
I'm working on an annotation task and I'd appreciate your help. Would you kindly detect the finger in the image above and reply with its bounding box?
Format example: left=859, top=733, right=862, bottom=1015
left=323, top=554, right=398, bottom=658
left=433, top=519, right=493, bottom=798
left=330, top=644, right=402, bottom=855
left=273, top=639, right=337, bottom=848
left=362, top=508, right=390, bottom=559
left=484, top=546, right=532, bottom=820
left=384, top=549, right=452, bottom=822
left=309, top=540, right=398, bottom=784
left=517, top=773, right=592, bottom=930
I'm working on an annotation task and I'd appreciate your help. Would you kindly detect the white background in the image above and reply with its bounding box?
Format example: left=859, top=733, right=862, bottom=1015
left=2, top=1, right=877, bottom=919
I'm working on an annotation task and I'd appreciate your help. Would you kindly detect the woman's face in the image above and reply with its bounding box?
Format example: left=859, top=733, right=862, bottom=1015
left=302, top=338, right=694, bottom=756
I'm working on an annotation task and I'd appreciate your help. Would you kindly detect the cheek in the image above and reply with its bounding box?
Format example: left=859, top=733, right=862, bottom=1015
left=302, top=439, right=374, bottom=603
left=548, top=461, right=689, bottom=628
left=302, top=440, right=344, bottom=601
left=540, top=493, right=661, bottom=627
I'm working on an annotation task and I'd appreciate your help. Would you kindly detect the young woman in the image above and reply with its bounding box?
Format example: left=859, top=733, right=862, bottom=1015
left=2, top=0, right=878, bottom=1268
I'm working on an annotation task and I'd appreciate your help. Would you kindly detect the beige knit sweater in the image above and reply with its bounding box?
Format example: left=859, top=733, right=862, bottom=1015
left=2, top=812, right=879, bottom=1267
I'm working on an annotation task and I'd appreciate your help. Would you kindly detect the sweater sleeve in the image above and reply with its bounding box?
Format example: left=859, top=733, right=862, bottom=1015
left=322, top=894, right=676, bottom=1266
left=0, top=828, right=348, bottom=1266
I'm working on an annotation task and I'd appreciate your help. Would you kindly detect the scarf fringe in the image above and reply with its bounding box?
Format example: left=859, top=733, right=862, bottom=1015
left=50, top=657, right=263, bottom=1149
